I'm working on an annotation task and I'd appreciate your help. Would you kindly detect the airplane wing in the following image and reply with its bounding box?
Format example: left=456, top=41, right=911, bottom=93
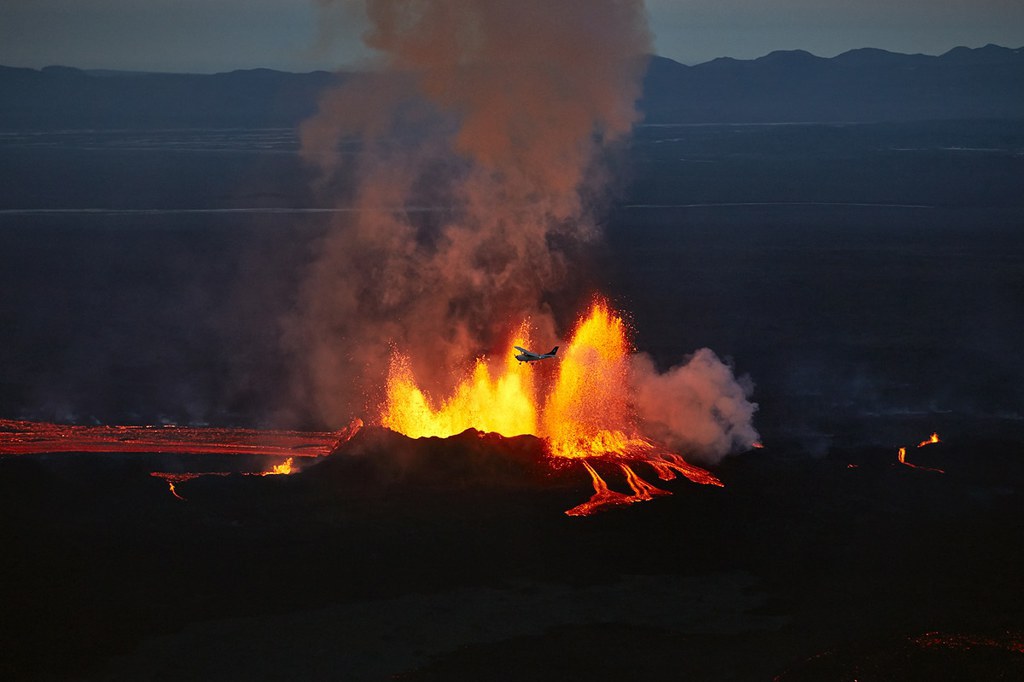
left=513, top=347, right=532, bottom=355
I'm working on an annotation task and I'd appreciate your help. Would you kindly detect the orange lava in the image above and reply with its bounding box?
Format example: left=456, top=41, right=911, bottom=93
left=265, top=457, right=296, bottom=475
left=620, top=463, right=672, bottom=501
left=646, top=452, right=724, bottom=487
left=382, top=300, right=664, bottom=457
left=897, top=435, right=945, bottom=474
left=381, top=323, right=536, bottom=439
left=148, top=456, right=301, bottom=501
left=149, top=472, right=228, bottom=501
left=1, top=419, right=362, bottom=501
left=380, top=299, right=723, bottom=515
left=564, top=460, right=635, bottom=516
left=543, top=301, right=640, bottom=459
left=0, top=418, right=362, bottom=457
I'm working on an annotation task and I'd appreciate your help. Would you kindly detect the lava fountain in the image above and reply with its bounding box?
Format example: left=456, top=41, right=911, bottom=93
left=381, top=323, right=537, bottom=439
left=381, top=299, right=723, bottom=515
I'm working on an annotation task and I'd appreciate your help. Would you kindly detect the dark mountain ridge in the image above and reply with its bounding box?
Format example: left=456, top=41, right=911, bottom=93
left=640, top=43, right=1024, bottom=123
left=1, top=44, right=1022, bottom=129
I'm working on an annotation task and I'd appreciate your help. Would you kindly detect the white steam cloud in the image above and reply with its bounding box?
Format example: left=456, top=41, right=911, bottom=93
left=631, top=350, right=759, bottom=463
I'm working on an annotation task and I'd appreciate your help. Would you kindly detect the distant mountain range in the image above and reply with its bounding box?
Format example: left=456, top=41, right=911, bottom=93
left=641, top=44, right=1024, bottom=123
left=1, top=44, right=1022, bottom=130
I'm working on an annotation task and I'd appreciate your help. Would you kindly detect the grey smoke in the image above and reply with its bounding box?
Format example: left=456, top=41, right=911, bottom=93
left=294, top=0, right=759, bottom=461
left=631, top=349, right=759, bottom=464
left=293, top=0, right=650, bottom=421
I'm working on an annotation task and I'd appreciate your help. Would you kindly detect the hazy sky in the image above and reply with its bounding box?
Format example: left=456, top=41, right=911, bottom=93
left=1, top=0, right=1022, bottom=73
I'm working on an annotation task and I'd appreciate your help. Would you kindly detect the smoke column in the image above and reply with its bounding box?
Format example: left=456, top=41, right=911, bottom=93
left=295, top=0, right=759, bottom=460
left=294, top=0, right=651, bottom=421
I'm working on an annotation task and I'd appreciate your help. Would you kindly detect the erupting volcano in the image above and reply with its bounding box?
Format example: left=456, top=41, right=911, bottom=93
left=381, top=299, right=724, bottom=514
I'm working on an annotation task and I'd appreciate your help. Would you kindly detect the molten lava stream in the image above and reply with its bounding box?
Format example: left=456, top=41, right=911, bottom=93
left=564, top=460, right=635, bottom=516
left=0, top=418, right=362, bottom=457
left=646, top=452, right=724, bottom=487
left=620, top=463, right=671, bottom=501
left=897, top=438, right=945, bottom=474
left=565, top=461, right=675, bottom=516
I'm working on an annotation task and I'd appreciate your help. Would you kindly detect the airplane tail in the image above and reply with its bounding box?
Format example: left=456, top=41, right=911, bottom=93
left=548, top=346, right=559, bottom=356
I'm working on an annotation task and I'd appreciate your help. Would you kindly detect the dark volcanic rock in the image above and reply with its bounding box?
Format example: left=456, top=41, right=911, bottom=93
left=313, top=426, right=565, bottom=492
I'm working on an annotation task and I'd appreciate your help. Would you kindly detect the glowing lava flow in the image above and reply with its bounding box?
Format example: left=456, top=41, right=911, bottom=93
left=620, top=463, right=672, bottom=500
left=0, top=420, right=363, bottom=501
left=380, top=300, right=723, bottom=515
left=0, top=419, right=361, bottom=457
left=647, top=452, right=724, bottom=487
left=564, top=460, right=635, bottom=516
left=897, top=432, right=945, bottom=474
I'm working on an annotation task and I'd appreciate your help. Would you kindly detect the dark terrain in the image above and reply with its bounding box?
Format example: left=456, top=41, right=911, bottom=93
left=1, top=53, right=1023, bottom=679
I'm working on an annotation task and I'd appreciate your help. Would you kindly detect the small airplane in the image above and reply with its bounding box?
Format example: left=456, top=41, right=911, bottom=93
left=514, top=345, right=559, bottom=364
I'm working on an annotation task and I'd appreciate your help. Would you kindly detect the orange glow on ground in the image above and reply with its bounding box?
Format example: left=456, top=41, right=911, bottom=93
left=918, top=432, right=941, bottom=448
left=379, top=300, right=723, bottom=515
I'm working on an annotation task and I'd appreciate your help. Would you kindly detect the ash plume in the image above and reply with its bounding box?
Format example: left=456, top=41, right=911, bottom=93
left=295, top=0, right=758, bottom=460
left=293, top=0, right=651, bottom=422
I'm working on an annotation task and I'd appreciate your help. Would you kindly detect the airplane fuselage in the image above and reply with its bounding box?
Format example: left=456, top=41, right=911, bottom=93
left=514, top=346, right=559, bottom=364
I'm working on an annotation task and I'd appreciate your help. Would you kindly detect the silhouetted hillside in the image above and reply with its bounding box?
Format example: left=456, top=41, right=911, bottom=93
left=1, top=44, right=1022, bottom=130
left=0, top=66, right=342, bottom=130
left=640, top=44, right=1024, bottom=123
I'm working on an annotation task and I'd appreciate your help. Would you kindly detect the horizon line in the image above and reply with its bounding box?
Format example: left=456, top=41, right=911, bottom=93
left=3, top=42, right=1021, bottom=78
